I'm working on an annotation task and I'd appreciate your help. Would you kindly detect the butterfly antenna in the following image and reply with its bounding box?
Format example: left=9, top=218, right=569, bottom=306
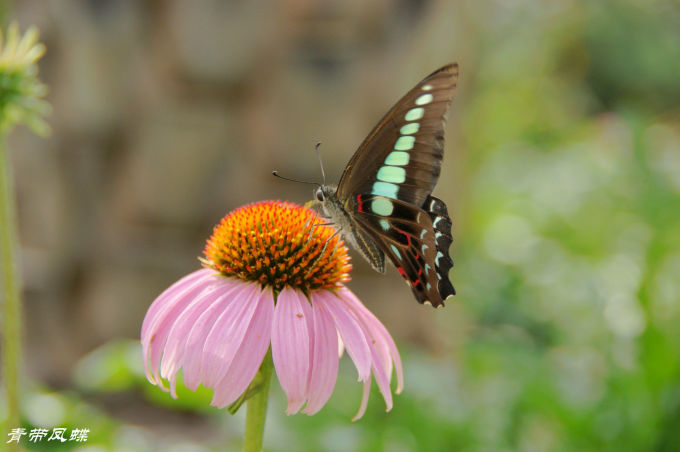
left=271, top=171, right=321, bottom=187
left=315, top=142, right=326, bottom=185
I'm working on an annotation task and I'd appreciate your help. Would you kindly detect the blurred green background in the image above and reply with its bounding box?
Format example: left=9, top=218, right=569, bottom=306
left=3, top=0, right=680, bottom=451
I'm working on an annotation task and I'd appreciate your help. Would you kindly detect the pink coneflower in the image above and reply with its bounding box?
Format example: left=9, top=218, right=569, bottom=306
left=141, top=200, right=403, bottom=420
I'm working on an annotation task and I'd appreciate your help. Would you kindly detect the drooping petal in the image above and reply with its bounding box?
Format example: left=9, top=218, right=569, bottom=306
left=337, top=331, right=345, bottom=358
left=352, top=379, right=372, bottom=422
left=271, top=287, right=313, bottom=415
left=142, top=269, right=208, bottom=378
left=340, top=298, right=393, bottom=411
left=211, top=287, right=275, bottom=408
left=182, top=282, right=250, bottom=390
left=366, top=340, right=393, bottom=412
left=142, top=269, right=218, bottom=387
left=339, top=286, right=404, bottom=393
left=141, top=269, right=207, bottom=341
left=302, top=294, right=339, bottom=415
left=320, top=291, right=372, bottom=382
left=199, top=282, right=262, bottom=389
left=159, top=278, right=242, bottom=397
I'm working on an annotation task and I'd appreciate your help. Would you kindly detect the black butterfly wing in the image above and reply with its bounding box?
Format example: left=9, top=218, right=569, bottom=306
left=351, top=193, right=455, bottom=307
left=336, top=63, right=459, bottom=206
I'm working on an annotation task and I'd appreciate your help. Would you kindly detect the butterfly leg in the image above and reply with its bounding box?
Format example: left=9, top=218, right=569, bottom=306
left=303, top=222, right=336, bottom=249
left=303, top=227, right=342, bottom=279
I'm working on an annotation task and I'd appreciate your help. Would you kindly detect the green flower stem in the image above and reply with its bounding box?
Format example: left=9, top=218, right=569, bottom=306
left=0, top=137, right=21, bottom=451
left=243, top=349, right=274, bottom=452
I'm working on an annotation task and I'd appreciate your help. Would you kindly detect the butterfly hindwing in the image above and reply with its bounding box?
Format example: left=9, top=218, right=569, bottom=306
left=351, top=193, right=455, bottom=307
left=424, top=195, right=455, bottom=300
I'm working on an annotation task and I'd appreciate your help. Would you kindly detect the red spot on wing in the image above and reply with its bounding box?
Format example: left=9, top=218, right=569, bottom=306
left=397, top=267, right=407, bottom=279
left=413, top=268, right=424, bottom=288
left=356, top=194, right=365, bottom=212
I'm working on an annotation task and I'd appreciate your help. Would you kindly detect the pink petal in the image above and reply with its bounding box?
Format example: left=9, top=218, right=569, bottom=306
left=352, top=379, right=372, bottom=422
left=320, top=291, right=371, bottom=382
left=340, top=287, right=404, bottom=393
left=367, top=340, right=393, bottom=412
left=339, top=299, right=393, bottom=411
left=331, top=291, right=393, bottom=412
left=211, top=288, right=275, bottom=407
left=199, top=282, right=262, bottom=389
left=271, top=287, right=312, bottom=415
left=159, top=279, right=242, bottom=397
left=141, top=269, right=209, bottom=341
left=142, top=269, right=218, bottom=387
left=142, top=270, right=207, bottom=378
left=337, top=332, right=345, bottom=358
left=182, top=281, right=249, bottom=390
left=301, top=295, right=339, bottom=415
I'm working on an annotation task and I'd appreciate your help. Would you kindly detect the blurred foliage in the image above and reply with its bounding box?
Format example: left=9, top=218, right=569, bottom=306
left=7, top=0, right=680, bottom=451
left=0, top=22, right=50, bottom=135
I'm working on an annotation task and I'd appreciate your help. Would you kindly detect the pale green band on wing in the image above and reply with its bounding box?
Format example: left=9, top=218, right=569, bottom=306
left=384, top=151, right=409, bottom=166
left=399, top=122, right=420, bottom=135
left=390, top=244, right=402, bottom=259
left=379, top=219, right=390, bottom=231
left=394, top=135, right=415, bottom=151
left=377, top=165, right=406, bottom=183
left=371, top=181, right=399, bottom=199
left=421, top=84, right=433, bottom=91
left=404, top=107, right=424, bottom=121
left=371, top=197, right=394, bottom=216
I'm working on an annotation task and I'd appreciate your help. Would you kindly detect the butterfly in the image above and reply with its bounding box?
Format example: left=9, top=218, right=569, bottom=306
left=310, top=63, right=458, bottom=307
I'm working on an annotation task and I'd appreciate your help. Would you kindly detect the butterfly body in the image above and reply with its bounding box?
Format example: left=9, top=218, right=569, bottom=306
left=316, top=185, right=386, bottom=273
left=311, top=63, right=459, bottom=307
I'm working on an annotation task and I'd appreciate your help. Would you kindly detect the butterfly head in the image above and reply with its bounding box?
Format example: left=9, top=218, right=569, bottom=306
left=308, top=184, right=355, bottom=238
left=309, top=185, right=341, bottom=213
left=314, top=186, right=325, bottom=202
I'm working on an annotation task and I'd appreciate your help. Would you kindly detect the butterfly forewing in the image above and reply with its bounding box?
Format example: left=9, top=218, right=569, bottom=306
left=337, top=63, right=459, bottom=207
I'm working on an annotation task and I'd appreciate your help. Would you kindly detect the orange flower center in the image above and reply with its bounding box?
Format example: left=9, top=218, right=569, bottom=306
left=202, top=200, right=351, bottom=292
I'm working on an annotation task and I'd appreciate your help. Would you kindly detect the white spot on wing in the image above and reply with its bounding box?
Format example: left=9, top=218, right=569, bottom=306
left=415, top=93, right=433, bottom=105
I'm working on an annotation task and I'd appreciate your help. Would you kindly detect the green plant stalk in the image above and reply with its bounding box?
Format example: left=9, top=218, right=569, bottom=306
left=243, top=349, right=273, bottom=452
left=0, top=137, right=21, bottom=451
